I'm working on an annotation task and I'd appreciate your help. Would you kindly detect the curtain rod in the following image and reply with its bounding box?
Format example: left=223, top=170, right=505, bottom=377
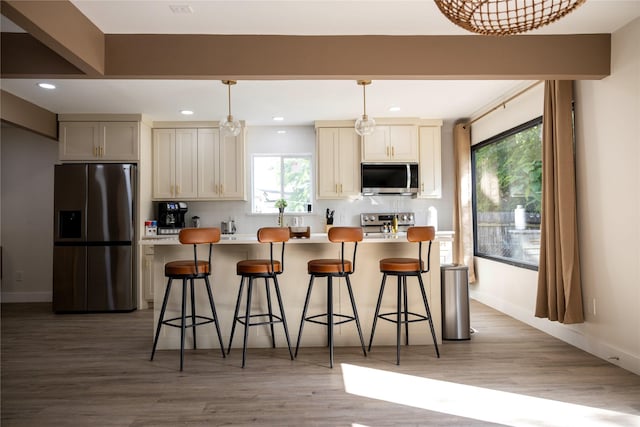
left=463, top=80, right=543, bottom=129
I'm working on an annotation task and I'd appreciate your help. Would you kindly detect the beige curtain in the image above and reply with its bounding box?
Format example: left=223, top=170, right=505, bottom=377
left=535, top=80, right=584, bottom=324
left=453, top=122, right=476, bottom=283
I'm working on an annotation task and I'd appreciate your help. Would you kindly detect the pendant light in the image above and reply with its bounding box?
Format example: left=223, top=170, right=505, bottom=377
left=220, top=80, right=241, bottom=137
left=355, top=80, right=376, bottom=137
left=434, top=0, right=586, bottom=36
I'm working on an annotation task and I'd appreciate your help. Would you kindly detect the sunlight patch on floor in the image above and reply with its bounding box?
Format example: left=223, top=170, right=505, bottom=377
left=342, top=364, right=640, bottom=427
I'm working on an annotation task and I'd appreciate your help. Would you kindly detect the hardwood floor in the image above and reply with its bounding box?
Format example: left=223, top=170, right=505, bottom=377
left=2, top=300, right=639, bottom=426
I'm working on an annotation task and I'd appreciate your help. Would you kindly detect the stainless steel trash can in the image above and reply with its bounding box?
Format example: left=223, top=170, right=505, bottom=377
left=441, top=264, right=470, bottom=340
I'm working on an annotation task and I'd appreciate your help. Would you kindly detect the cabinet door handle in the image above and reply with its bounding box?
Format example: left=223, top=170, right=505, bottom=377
left=170, top=185, right=174, bottom=196
left=220, top=184, right=224, bottom=195
left=340, top=183, right=343, bottom=193
left=391, top=146, right=395, bottom=157
left=93, top=147, right=98, bottom=157
left=421, top=183, right=424, bottom=191
left=386, top=146, right=389, bottom=157
left=176, top=185, right=181, bottom=195
left=101, top=146, right=104, bottom=157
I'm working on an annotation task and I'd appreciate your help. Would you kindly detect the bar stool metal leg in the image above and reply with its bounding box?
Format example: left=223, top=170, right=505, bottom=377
left=190, top=278, right=197, bottom=350
left=327, top=276, right=334, bottom=368
left=417, top=273, right=440, bottom=358
left=204, top=276, right=226, bottom=358
left=272, top=276, right=293, bottom=360
left=151, top=278, right=173, bottom=361
left=241, top=277, right=254, bottom=368
left=180, top=279, right=188, bottom=371
left=345, top=275, right=367, bottom=356
left=403, top=276, right=410, bottom=345
left=367, top=274, right=387, bottom=351
left=295, top=276, right=315, bottom=357
left=264, top=278, right=276, bottom=348
left=396, top=275, right=402, bottom=365
left=227, top=276, right=246, bottom=354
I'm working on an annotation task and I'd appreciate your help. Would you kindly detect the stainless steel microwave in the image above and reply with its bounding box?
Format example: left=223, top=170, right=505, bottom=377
left=361, top=163, right=419, bottom=196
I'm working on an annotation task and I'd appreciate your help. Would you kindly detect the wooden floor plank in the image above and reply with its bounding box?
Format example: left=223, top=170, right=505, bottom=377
left=2, top=300, right=639, bottom=426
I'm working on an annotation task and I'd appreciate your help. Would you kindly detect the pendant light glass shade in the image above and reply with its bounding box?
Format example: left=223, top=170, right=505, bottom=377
left=220, top=80, right=241, bottom=137
left=434, top=0, right=586, bottom=36
left=355, top=80, right=375, bottom=137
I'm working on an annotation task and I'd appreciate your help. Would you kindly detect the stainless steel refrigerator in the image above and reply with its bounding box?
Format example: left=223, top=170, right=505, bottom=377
left=53, top=163, right=137, bottom=312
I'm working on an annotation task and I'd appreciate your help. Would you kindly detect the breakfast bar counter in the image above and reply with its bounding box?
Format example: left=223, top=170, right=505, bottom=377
left=141, top=231, right=452, bottom=352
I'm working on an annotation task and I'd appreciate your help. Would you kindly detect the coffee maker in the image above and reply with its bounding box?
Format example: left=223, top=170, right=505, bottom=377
left=157, top=201, right=188, bottom=235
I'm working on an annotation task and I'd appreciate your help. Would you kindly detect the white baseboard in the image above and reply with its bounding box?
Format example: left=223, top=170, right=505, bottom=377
left=1, top=291, right=52, bottom=303
left=470, top=292, right=640, bottom=376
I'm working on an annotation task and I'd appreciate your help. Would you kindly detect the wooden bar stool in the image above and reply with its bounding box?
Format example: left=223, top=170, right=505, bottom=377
left=368, top=226, right=440, bottom=365
left=295, top=226, right=367, bottom=368
left=227, top=227, right=293, bottom=367
left=150, top=227, right=226, bottom=371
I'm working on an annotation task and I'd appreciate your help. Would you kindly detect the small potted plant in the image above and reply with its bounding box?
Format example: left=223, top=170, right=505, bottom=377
left=275, top=199, right=287, bottom=227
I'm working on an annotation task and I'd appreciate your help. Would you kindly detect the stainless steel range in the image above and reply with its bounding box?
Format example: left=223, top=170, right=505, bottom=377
left=360, top=212, right=415, bottom=235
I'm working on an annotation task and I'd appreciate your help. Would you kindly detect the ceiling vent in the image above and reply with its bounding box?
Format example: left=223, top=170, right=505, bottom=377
left=169, top=5, right=194, bottom=14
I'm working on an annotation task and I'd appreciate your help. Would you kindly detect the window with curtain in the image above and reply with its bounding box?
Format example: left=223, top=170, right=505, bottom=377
left=251, top=154, right=312, bottom=213
left=471, top=117, right=542, bottom=269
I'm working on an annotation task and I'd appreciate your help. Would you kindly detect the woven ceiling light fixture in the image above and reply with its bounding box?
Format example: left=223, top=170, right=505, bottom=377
left=434, top=0, right=587, bottom=36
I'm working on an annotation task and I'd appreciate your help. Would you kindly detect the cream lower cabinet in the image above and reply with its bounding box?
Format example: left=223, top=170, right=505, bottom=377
left=317, top=127, right=360, bottom=199
left=418, top=126, right=442, bottom=198
left=152, top=129, right=198, bottom=199
left=197, top=128, right=245, bottom=200
left=361, top=125, right=418, bottom=162
left=59, top=121, right=140, bottom=161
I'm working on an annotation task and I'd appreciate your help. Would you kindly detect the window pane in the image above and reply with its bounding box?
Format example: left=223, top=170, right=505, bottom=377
left=252, top=155, right=312, bottom=213
left=472, top=118, right=542, bottom=268
left=253, top=156, right=281, bottom=213
left=283, top=157, right=311, bottom=212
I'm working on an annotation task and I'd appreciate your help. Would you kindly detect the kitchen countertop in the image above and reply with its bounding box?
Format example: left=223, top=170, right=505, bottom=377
left=140, top=231, right=454, bottom=245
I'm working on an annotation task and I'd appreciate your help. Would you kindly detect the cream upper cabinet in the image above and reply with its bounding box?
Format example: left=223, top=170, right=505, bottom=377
left=59, top=121, right=139, bottom=161
left=152, top=128, right=198, bottom=199
left=361, top=125, right=418, bottom=162
left=418, top=126, right=442, bottom=199
left=197, top=128, right=245, bottom=200
left=317, top=127, right=360, bottom=199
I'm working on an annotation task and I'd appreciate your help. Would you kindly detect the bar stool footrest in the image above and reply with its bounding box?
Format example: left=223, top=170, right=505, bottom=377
left=377, top=311, right=431, bottom=324
left=305, top=313, right=356, bottom=326
left=161, top=315, right=217, bottom=329
left=235, top=313, right=285, bottom=328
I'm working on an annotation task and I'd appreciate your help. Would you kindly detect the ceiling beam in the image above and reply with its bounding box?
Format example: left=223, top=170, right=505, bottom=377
left=1, top=33, right=84, bottom=78
left=104, top=34, right=610, bottom=80
left=1, top=0, right=105, bottom=76
left=1, top=90, right=57, bottom=140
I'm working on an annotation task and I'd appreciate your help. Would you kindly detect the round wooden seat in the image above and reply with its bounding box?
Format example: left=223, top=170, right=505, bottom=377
left=237, top=259, right=282, bottom=274
left=379, top=258, right=423, bottom=273
left=165, top=260, right=210, bottom=276
left=308, top=259, right=353, bottom=274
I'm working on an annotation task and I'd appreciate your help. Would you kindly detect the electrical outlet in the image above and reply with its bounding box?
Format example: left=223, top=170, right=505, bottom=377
left=15, top=270, right=23, bottom=282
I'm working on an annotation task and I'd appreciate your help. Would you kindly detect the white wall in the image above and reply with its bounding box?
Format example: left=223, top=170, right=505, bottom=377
left=470, top=18, right=640, bottom=375
left=0, top=126, right=58, bottom=302
left=185, top=123, right=456, bottom=234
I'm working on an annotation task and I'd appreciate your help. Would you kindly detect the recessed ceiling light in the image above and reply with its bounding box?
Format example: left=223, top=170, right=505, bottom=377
left=273, top=116, right=284, bottom=121
left=388, top=106, right=401, bottom=112
left=180, top=110, right=194, bottom=115
left=37, top=83, right=56, bottom=90
left=277, top=130, right=287, bottom=134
